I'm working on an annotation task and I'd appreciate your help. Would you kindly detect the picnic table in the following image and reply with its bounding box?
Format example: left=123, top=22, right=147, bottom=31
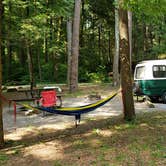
left=6, top=86, right=63, bottom=107
left=17, top=86, right=62, bottom=99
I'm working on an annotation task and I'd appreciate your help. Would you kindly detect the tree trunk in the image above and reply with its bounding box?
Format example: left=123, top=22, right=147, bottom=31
left=44, top=31, right=48, bottom=63
left=149, top=25, right=154, bottom=50
left=128, top=11, right=132, bottom=71
left=7, top=1, right=12, bottom=78
left=0, top=0, right=4, bottom=148
left=7, top=40, right=12, bottom=77
left=108, top=30, right=111, bottom=63
left=37, top=45, right=42, bottom=81
left=133, top=18, right=138, bottom=61
left=26, top=42, right=34, bottom=91
left=80, top=0, right=85, bottom=47
left=113, top=0, right=120, bottom=86
left=119, top=5, right=135, bottom=121
left=98, top=25, right=101, bottom=57
left=18, top=41, right=26, bottom=66
left=53, top=54, right=58, bottom=82
left=67, top=18, right=72, bottom=86
left=70, top=0, right=82, bottom=92
left=143, top=22, right=147, bottom=59
left=44, top=0, right=49, bottom=63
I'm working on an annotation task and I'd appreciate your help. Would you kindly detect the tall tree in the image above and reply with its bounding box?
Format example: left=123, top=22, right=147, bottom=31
left=128, top=11, right=132, bottom=70
left=25, top=3, right=35, bottom=90
left=26, top=41, right=35, bottom=90
left=119, top=0, right=135, bottom=120
left=0, top=0, right=4, bottom=148
left=70, top=0, right=82, bottom=92
left=6, top=0, right=12, bottom=77
left=67, top=18, right=72, bottom=86
left=113, top=0, right=120, bottom=86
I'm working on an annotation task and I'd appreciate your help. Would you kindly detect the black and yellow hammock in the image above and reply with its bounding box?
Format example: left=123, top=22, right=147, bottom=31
left=19, top=90, right=119, bottom=126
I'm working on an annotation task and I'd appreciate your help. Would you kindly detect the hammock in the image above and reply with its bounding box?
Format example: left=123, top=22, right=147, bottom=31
left=38, top=91, right=118, bottom=114
left=21, top=91, right=119, bottom=126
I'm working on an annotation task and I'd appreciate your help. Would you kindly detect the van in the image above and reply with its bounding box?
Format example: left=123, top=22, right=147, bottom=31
left=133, top=59, right=166, bottom=103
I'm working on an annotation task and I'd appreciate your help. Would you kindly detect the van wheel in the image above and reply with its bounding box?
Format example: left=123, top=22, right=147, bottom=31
left=162, top=92, right=166, bottom=103
left=149, top=96, right=158, bottom=103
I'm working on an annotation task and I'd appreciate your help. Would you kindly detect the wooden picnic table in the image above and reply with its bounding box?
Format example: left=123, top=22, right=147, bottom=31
left=7, top=86, right=63, bottom=107
left=17, top=86, right=62, bottom=98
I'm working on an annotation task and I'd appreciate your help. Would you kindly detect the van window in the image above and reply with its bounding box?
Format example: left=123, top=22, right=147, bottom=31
left=153, top=65, right=166, bottom=78
left=135, top=66, right=145, bottom=79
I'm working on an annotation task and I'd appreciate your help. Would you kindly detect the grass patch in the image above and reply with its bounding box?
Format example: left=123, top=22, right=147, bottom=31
left=1, top=111, right=166, bottom=166
left=0, top=153, right=8, bottom=165
left=0, top=154, right=8, bottom=161
left=72, top=139, right=85, bottom=149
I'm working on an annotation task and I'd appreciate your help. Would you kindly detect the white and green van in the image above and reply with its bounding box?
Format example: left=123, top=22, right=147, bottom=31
left=134, top=59, right=166, bottom=103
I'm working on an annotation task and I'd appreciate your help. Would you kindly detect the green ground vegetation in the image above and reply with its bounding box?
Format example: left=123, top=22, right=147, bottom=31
left=0, top=111, right=165, bottom=166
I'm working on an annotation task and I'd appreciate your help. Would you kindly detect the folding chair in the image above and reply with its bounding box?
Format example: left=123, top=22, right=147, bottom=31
left=40, top=90, right=57, bottom=107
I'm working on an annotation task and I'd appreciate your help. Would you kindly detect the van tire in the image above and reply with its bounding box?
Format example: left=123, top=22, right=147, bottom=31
left=149, top=96, right=158, bottom=103
left=162, top=92, right=166, bottom=103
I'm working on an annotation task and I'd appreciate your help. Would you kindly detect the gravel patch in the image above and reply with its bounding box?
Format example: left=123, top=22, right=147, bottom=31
left=2, top=94, right=166, bottom=132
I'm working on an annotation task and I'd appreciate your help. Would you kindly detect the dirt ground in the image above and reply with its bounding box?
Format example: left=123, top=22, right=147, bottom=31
left=2, top=84, right=166, bottom=133
left=1, top=84, right=166, bottom=166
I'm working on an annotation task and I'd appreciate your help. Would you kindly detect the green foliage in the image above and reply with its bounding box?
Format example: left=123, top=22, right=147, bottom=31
left=1, top=0, right=166, bottom=85
left=126, top=0, right=166, bottom=62
left=85, top=65, right=109, bottom=83
left=89, top=0, right=114, bottom=25
left=87, top=72, right=103, bottom=83
left=56, top=64, right=67, bottom=83
left=125, top=0, right=166, bottom=19
left=41, top=63, right=54, bottom=82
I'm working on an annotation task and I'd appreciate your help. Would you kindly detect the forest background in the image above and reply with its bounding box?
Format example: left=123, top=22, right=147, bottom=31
left=1, top=0, right=166, bottom=86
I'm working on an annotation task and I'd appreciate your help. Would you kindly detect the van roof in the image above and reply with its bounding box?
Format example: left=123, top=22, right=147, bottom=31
left=138, top=59, right=166, bottom=65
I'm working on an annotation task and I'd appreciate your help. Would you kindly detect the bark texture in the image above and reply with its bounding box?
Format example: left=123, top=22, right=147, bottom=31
left=119, top=6, right=135, bottom=120
left=0, top=0, right=4, bottom=148
left=70, top=0, right=82, bottom=92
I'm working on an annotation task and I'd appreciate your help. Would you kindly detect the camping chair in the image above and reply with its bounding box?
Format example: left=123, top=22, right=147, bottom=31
left=40, top=90, right=57, bottom=107
left=38, top=90, right=57, bottom=116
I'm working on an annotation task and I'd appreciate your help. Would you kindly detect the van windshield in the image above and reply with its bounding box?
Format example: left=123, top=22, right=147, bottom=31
left=153, top=65, right=166, bottom=78
left=135, top=66, right=145, bottom=79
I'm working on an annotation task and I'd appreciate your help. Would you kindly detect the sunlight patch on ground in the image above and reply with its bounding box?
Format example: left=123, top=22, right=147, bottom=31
left=4, top=128, right=38, bottom=141
left=4, top=123, right=73, bottom=141
left=23, top=142, right=63, bottom=161
left=98, top=129, right=115, bottom=137
left=37, top=123, right=73, bottom=130
left=88, top=138, right=103, bottom=148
